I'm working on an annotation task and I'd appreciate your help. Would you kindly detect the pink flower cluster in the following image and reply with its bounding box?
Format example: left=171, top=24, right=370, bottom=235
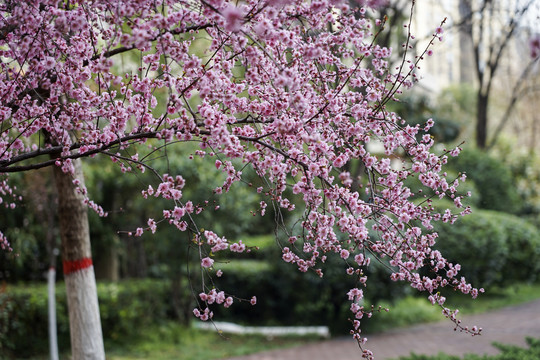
left=0, top=0, right=483, bottom=355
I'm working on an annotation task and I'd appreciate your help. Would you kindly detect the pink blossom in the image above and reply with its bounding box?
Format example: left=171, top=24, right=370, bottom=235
left=424, top=118, right=435, bottom=131
left=283, top=252, right=294, bottom=262
left=450, top=147, right=461, bottom=157
left=172, top=206, right=185, bottom=220
left=347, top=288, right=364, bottom=301
left=333, top=154, right=348, bottom=168
left=355, top=0, right=388, bottom=9
left=147, top=218, right=157, bottom=234
left=222, top=4, right=244, bottom=32
left=201, top=257, right=214, bottom=268
left=230, top=241, right=246, bottom=253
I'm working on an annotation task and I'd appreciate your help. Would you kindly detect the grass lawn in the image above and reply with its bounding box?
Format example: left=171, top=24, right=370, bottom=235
left=444, top=282, right=540, bottom=314
left=28, top=324, right=323, bottom=360
left=104, top=324, right=322, bottom=360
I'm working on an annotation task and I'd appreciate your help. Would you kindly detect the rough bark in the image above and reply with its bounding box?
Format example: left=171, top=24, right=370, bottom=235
left=53, top=158, right=105, bottom=360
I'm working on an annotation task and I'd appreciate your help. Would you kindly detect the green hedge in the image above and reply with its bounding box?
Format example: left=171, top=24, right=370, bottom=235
left=398, top=337, right=540, bottom=360
left=216, top=207, right=540, bottom=332
left=0, top=279, right=172, bottom=358
left=213, top=256, right=356, bottom=334
left=431, top=206, right=540, bottom=288
left=212, top=251, right=413, bottom=335
left=446, top=149, right=521, bottom=213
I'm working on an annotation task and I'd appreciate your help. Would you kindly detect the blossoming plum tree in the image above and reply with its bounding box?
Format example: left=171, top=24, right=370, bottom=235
left=0, top=0, right=483, bottom=359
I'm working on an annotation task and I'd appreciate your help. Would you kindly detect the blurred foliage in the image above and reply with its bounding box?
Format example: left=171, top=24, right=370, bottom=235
left=361, top=296, right=441, bottom=334
left=212, top=237, right=414, bottom=335
left=491, top=140, right=540, bottom=221
left=388, top=83, right=476, bottom=147
left=442, top=282, right=540, bottom=315
left=389, top=92, right=462, bottom=143
left=446, top=148, right=521, bottom=213
left=397, top=337, right=540, bottom=360
left=1, top=141, right=271, bottom=282
left=105, top=322, right=320, bottom=360
left=431, top=205, right=509, bottom=288
left=213, top=253, right=356, bottom=334
left=0, top=282, right=67, bottom=358
left=490, top=212, right=540, bottom=284
left=0, top=169, right=57, bottom=282
left=0, top=280, right=172, bottom=358
left=434, top=84, right=477, bottom=137
left=430, top=202, right=540, bottom=289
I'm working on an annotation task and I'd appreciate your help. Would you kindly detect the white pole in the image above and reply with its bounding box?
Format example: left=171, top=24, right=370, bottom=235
left=48, top=266, right=59, bottom=360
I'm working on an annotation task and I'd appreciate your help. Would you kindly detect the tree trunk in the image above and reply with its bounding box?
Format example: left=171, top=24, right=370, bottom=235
left=476, top=92, right=489, bottom=149
left=53, top=159, right=105, bottom=360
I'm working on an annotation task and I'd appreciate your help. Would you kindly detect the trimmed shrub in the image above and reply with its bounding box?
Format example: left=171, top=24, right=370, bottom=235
left=431, top=208, right=509, bottom=288
left=0, top=283, right=70, bottom=358
left=488, top=212, right=540, bottom=284
left=446, top=149, right=521, bottom=213
left=0, top=280, right=172, bottom=358
left=213, top=256, right=356, bottom=334
left=213, top=251, right=412, bottom=335
left=97, top=280, right=172, bottom=340
left=430, top=205, right=540, bottom=289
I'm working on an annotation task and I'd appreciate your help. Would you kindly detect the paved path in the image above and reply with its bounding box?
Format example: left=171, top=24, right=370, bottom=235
left=222, top=299, right=540, bottom=360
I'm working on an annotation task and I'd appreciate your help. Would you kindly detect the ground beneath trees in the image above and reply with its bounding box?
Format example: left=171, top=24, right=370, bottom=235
left=222, top=298, right=540, bottom=360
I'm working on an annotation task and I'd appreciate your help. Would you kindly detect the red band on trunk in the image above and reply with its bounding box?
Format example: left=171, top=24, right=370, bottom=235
left=63, top=258, right=93, bottom=275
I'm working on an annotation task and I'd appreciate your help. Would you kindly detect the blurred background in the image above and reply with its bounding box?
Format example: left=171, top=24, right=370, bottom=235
left=1, top=1, right=540, bottom=359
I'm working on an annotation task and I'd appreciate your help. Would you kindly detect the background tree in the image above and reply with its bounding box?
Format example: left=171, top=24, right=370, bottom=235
left=0, top=1, right=483, bottom=358
left=456, top=0, right=540, bottom=149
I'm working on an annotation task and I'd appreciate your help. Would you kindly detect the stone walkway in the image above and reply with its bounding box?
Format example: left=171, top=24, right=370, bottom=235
left=222, top=299, right=540, bottom=360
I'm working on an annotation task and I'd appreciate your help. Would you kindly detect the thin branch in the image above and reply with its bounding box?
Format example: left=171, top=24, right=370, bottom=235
left=0, top=131, right=160, bottom=172
left=82, top=23, right=213, bottom=65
